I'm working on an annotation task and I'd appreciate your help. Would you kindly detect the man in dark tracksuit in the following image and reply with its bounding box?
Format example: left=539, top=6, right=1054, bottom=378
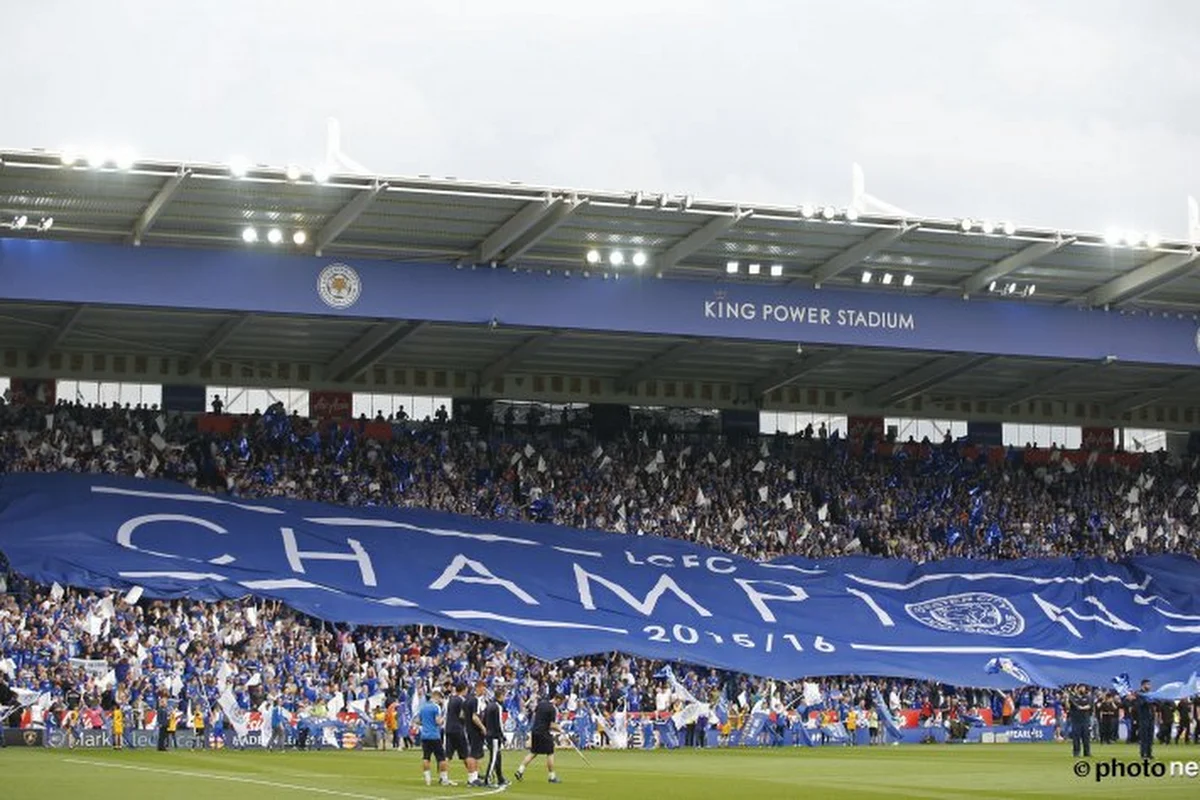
left=482, top=686, right=509, bottom=787
left=1134, top=679, right=1156, bottom=760
left=1068, top=686, right=1092, bottom=758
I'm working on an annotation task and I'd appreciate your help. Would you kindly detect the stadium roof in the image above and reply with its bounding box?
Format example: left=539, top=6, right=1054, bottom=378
left=1, top=147, right=1198, bottom=426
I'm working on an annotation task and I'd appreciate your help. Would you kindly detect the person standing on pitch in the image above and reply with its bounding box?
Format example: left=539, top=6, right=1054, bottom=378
left=417, top=689, right=455, bottom=787
left=482, top=685, right=510, bottom=787
left=1068, top=685, right=1093, bottom=758
left=515, top=691, right=564, bottom=784
left=1132, top=679, right=1156, bottom=760
left=445, top=684, right=474, bottom=781
left=462, top=682, right=486, bottom=787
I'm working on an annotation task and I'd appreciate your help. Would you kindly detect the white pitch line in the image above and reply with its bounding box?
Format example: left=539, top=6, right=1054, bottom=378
left=61, top=758, right=508, bottom=800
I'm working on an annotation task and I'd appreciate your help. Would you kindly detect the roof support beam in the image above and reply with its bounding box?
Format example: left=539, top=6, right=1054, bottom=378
left=864, top=354, right=994, bottom=407
left=960, top=236, right=1073, bottom=296
left=809, top=224, right=918, bottom=286
left=1084, top=249, right=1200, bottom=307
left=464, top=195, right=558, bottom=264
left=994, top=362, right=1109, bottom=409
left=132, top=168, right=191, bottom=245
left=1107, top=373, right=1200, bottom=417
left=314, top=182, right=387, bottom=256
left=615, top=340, right=712, bottom=392
left=32, top=305, right=87, bottom=366
left=324, top=320, right=424, bottom=383
left=752, top=349, right=846, bottom=397
left=658, top=210, right=751, bottom=271
left=185, top=313, right=252, bottom=375
left=498, top=197, right=587, bottom=263
left=477, top=331, right=561, bottom=386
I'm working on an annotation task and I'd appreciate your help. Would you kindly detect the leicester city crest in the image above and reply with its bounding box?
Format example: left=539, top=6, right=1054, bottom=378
left=905, top=592, right=1025, bottom=637
left=317, top=263, right=362, bottom=309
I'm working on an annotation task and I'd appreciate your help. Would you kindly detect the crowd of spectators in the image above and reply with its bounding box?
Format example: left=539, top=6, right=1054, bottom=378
left=1, top=396, right=1198, bottom=746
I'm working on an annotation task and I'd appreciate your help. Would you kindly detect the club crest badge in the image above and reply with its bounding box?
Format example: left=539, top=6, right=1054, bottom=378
left=905, top=592, right=1024, bottom=637
left=317, top=263, right=361, bottom=309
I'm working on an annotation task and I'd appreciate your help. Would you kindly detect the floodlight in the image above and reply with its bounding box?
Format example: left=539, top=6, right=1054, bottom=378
left=902, top=273, right=914, bottom=287
left=881, top=272, right=893, bottom=285
left=229, top=158, right=251, bottom=178
left=609, top=250, right=624, bottom=267
left=40, top=217, right=54, bottom=231
left=821, top=206, right=836, bottom=220
left=748, top=263, right=761, bottom=275
left=242, top=226, right=258, bottom=243
left=726, top=261, right=739, bottom=274
left=1124, top=230, right=1142, bottom=247
left=1005, top=282, right=1017, bottom=294
left=769, top=264, right=783, bottom=277
left=1001, top=221, right=1016, bottom=236
left=312, top=163, right=331, bottom=183
left=60, top=148, right=78, bottom=166
left=1026, top=283, right=1036, bottom=296
left=799, top=204, right=815, bottom=219
left=285, top=164, right=302, bottom=182
left=1104, top=228, right=1122, bottom=246
left=861, top=270, right=872, bottom=283
left=86, top=150, right=107, bottom=169
left=1145, top=232, right=1161, bottom=248
left=631, top=251, right=648, bottom=268
left=960, top=218, right=974, bottom=232
left=267, top=228, right=283, bottom=244
left=114, top=149, right=136, bottom=170
left=845, top=207, right=859, bottom=221
left=14, top=215, right=28, bottom=230
left=292, top=230, right=308, bottom=246
left=988, top=281, right=997, bottom=292
left=585, top=249, right=601, bottom=265
left=980, top=220, right=996, bottom=234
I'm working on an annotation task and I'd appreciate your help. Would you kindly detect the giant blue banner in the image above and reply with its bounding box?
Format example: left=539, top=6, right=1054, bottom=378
left=1, top=239, right=1198, bottom=366
left=1, top=474, right=1198, bottom=687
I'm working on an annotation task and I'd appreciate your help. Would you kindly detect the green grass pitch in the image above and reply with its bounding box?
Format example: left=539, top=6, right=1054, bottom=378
left=5, top=744, right=1197, bottom=799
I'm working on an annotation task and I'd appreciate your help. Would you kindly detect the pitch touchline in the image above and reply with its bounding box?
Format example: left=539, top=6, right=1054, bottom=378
left=62, top=758, right=508, bottom=800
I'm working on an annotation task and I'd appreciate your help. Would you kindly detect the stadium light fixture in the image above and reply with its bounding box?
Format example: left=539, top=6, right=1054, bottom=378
left=861, top=270, right=872, bottom=283
left=881, top=272, right=893, bottom=285
left=39, top=217, right=54, bottom=231
left=60, top=148, right=79, bottom=166
left=1002, top=221, right=1017, bottom=236
left=312, top=163, right=332, bottom=183
left=585, top=249, right=601, bottom=265
left=13, top=215, right=28, bottom=230
left=1145, top=232, right=1161, bottom=248
left=631, top=250, right=648, bottom=268
left=292, top=230, right=308, bottom=246
left=113, top=149, right=136, bottom=171
left=1005, top=282, right=1018, bottom=295
left=748, top=263, right=761, bottom=275
left=799, top=204, right=815, bottom=219
left=726, top=261, right=739, bottom=274
left=1026, top=283, right=1036, bottom=296
left=821, top=206, right=836, bottom=220
left=980, top=220, right=996, bottom=235
left=988, top=280, right=997, bottom=292
left=1124, top=230, right=1143, bottom=247
left=1104, top=228, right=1122, bottom=246
left=242, top=226, right=258, bottom=243
left=86, top=149, right=107, bottom=169
left=285, top=164, right=302, bottom=182
left=959, top=218, right=974, bottom=232
left=267, top=228, right=283, bottom=245
left=229, top=158, right=251, bottom=178
left=902, top=273, right=914, bottom=287
left=609, top=250, right=625, bottom=267
left=845, top=207, right=859, bottom=222
left=770, top=263, right=783, bottom=277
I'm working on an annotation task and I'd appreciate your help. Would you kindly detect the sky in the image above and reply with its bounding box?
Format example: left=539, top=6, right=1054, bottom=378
left=6, top=0, right=1199, bottom=237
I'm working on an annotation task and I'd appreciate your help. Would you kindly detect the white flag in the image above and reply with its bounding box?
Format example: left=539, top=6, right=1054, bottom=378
left=537, top=456, right=547, bottom=473
left=782, top=493, right=794, bottom=510
left=599, top=455, right=612, bottom=470
left=732, top=513, right=747, bottom=532
left=45, top=414, right=54, bottom=431
left=524, top=444, right=535, bottom=458
left=151, top=433, right=167, bottom=451
left=50, top=582, right=65, bottom=602
left=1127, top=487, right=1140, bottom=504
left=786, top=470, right=795, bottom=481
left=592, top=446, right=603, bottom=459
left=695, top=488, right=708, bottom=507
left=156, top=414, right=166, bottom=433
left=720, top=458, right=731, bottom=469
left=752, top=460, right=766, bottom=473
left=645, top=460, right=658, bottom=474
left=655, top=450, right=665, bottom=464
left=247, top=672, right=262, bottom=687
left=91, top=429, right=104, bottom=447
left=758, top=486, right=769, bottom=503
left=818, top=503, right=829, bottom=522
